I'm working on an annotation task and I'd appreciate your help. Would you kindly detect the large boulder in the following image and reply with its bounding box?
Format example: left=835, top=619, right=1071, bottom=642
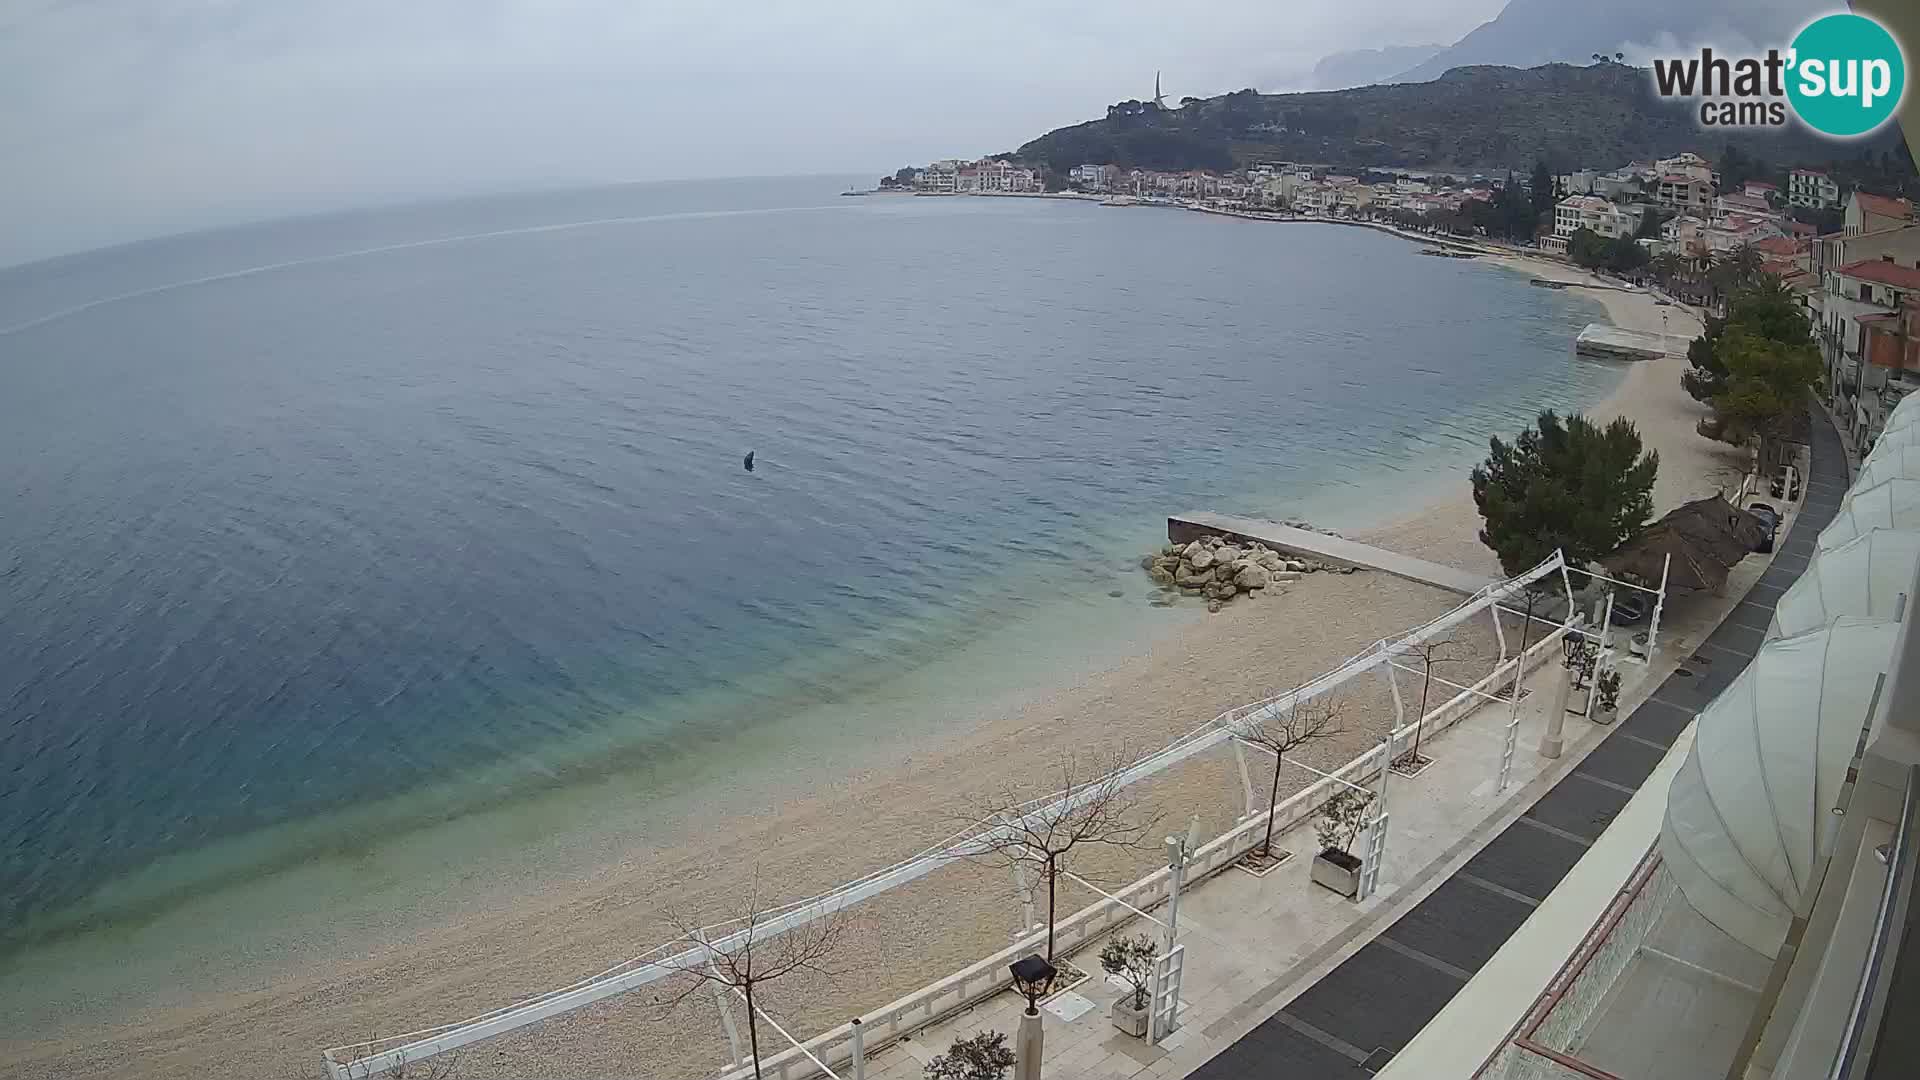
left=1175, top=563, right=1210, bottom=588
left=1215, top=546, right=1244, bottom=566
left=1149, top=565, right=1175, bottom=586
left=1186, top=544, right=1216, bottom=570
left=1257, top=551, right=1284, bottom=570
left=1235, top=564, right=1271, bottom=589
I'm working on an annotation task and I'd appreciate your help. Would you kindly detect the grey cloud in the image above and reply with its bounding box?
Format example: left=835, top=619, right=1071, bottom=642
left=0, top=0, right=1499, bottom=266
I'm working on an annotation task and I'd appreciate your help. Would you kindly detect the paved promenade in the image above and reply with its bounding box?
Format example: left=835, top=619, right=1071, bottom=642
left=852, top=411, right=1838, bottom=1080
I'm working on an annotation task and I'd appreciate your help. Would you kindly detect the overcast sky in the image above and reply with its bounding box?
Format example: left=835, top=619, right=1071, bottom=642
left=0, top=0, right=1512, bottom=266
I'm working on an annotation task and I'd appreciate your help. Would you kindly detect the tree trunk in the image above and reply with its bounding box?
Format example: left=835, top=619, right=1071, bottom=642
left=1412, top=667, right=1434, bottom=758
left=744, top=982, right=762, bottom=1080
left=1261, top=755, right=1283, bottom=856
left=1046, top=856, right=1057, bottom=963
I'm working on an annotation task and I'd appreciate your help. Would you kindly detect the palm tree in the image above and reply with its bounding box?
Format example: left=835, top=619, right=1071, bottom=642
left=1650, top=252, right=1684, bottom=287
left=1726, top=243, right=1764, bottom=287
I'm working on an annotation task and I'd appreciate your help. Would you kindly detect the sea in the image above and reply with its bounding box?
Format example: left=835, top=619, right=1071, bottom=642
left=0, top=176, right=1616, bottom=1018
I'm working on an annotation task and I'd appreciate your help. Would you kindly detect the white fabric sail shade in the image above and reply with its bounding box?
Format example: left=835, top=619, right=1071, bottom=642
left=1854, top=444, right=1920, bottom=490
left=1660, top=618, right=1899, bottom=956
left=1819, top=478, right=1920, bottom=551
left=1769, top=529, right=1920, bottom=638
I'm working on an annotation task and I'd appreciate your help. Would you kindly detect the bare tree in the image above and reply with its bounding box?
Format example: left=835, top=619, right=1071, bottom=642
left=1398, top=634, right=1465, bottom=765
left=654, top=877, right=854, bottom=1080
left=1233, top=694, right=1346, bottom=862
left=381, top=1050, right=459, bottom=1080
left=958, top=749, right=1161, bottom=963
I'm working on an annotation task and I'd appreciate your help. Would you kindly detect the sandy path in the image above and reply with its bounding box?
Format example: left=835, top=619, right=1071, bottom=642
left=1, top=246, right=1743, bottom=1080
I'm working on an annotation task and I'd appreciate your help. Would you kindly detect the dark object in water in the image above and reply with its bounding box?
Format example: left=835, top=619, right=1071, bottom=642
left=743, top=450, right=755, bottom=472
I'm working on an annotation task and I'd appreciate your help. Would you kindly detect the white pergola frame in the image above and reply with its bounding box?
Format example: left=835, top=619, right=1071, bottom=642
left=321, top=551, right=1577, bottom=1080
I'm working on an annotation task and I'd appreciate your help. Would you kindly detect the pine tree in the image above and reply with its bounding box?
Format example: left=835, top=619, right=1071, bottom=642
left=1471, top=412, right=1659, bottom=581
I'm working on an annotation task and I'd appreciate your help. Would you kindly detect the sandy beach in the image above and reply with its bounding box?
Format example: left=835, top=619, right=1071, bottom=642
left=0, top=239, right=1748, bottom=1080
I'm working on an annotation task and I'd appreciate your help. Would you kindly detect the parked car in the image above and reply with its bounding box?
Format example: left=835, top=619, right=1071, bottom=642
left=1748, top=502, right=1780, bottom=553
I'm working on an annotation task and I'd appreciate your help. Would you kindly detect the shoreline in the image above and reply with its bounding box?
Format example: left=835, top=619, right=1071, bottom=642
left=0, top=212, right=1738, bottom=1080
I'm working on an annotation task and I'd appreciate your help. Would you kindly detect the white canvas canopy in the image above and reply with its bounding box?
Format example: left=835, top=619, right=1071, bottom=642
left=1819, top=478, right=1920, bottom=551
left=1769, top=530, right=1920, bottom=638
left=1881, top=390, right=1920, bottom=433
left=1854, top=444, right=1920, bottom=490
left=1869, top=418, right=1920, bottom=454
left=1660, top=618, right=1899, bottom=956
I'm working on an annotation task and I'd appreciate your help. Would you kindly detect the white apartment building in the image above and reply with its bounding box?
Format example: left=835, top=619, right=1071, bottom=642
left=1790, top=168, right=1841, bottom=209
left=1545, top=195, right=1634, bottom=251
left=1068, top=164, right=1112, bottom=191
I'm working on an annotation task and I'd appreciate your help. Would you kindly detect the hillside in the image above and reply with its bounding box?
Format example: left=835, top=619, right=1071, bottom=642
left=1014, top=62, right=1895, bottom=176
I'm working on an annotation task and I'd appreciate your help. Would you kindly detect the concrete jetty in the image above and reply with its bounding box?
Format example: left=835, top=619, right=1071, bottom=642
left=1167, top=511, right=1492, bottom=596
left=1574, top=323, right=1673, bottom=362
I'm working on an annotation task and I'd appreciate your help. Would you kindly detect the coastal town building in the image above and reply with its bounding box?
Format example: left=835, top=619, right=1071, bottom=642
left=1068, top=164, right=1113, bottom=191
left=1655, top=173, right=1715, bottom=214
left=1545, top=194, right=1634, bottom=252
left=910, top=158, right=1038, bottom=194
left=1790, top=167, right=1841, bottom=209
left=1847, top=190, right=1916, bottom=236
left=1822, top=249, right=1920, bottom=441
left=1861, top=298, right=1920, bottom=381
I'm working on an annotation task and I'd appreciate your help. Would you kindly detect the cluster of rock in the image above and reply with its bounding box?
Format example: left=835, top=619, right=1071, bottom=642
left=1142, top=535, right=1334, bottom=613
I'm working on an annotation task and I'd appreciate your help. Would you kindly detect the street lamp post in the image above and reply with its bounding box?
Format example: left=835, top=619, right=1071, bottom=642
left=1009, top=955, right=1058, bottom=1080
left=1161, top=816, right=1202, bottom=954
left=1544, top=628, right=1588, bottom=758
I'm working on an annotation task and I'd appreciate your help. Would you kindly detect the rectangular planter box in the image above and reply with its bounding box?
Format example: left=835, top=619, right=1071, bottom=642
left=1311, top=849, right=1361, bottom=898
left=1111, top=996, right=1150, bottom=1037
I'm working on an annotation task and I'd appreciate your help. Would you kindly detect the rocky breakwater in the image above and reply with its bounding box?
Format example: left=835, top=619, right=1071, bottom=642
left=1141, top=534, right=1341, bottom=613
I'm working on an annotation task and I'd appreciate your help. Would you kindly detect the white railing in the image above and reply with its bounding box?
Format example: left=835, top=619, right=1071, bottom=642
left=716, top=625, right=1575, bottom=1080
left=326, top=552, right=1574, bottom=1079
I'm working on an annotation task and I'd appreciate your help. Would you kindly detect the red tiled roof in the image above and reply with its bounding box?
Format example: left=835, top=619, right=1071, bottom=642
left=1858, top=193, right=1914, bottom=220
left=1838, top=258, right=1920, bottom=290
left=1788, top=221, right=1818, bottom=236
left=1753, top=236, right=1803, bottom=256
left=1745, top=181, right=1778, bottom=191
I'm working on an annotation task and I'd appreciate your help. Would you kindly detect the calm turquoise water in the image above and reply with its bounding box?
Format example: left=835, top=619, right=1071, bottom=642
left=0, top=178, right=1615, bottom=952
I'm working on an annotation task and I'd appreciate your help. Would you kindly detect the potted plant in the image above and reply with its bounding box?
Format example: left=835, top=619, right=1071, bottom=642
left=926, top=1030, right=1017, bottom=1080
left=1099, top=933, right=1158, bottom=1036
left=1310, top=789, right=1375, bottom=898
left=1593, top=669, right=1622, bottom=725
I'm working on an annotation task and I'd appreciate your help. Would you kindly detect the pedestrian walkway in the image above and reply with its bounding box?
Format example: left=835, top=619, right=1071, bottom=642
left=1183, top=405, right=1844, bottom=1077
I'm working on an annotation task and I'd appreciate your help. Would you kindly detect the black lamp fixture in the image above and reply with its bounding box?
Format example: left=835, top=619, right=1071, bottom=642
left=1562, top=628, right=1588, bottom=666
left=1008, top=954, right=1057, bottom=1014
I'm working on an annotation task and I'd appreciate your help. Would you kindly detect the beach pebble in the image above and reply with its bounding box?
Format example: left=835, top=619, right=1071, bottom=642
left=1206, top=598, right=1225, bottom=613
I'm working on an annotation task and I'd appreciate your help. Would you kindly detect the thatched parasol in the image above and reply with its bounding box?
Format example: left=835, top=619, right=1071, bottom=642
left=1606, top=495, right=1768, bottom=594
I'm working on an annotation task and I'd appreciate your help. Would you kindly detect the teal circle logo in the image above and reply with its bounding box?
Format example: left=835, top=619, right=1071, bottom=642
left=1787, top=13, right=1906, bottom=138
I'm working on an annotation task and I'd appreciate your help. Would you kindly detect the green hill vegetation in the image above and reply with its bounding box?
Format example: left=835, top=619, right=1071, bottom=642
left=1014, top=62, right=1898, bottom=175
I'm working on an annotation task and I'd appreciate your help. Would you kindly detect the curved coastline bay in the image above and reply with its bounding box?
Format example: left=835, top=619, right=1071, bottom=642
left=0, top=178, right=1615, bottom=990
